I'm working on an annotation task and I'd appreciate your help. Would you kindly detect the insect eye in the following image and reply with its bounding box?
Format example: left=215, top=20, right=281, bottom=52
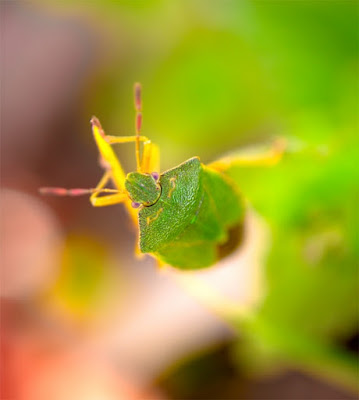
left=151, top=172, right=159, bottom=181
left=131, top=201, right=141, bottom=208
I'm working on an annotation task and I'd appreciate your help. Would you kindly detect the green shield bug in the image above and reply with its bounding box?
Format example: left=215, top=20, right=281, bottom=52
left=41, top=83, right=285, bottom=270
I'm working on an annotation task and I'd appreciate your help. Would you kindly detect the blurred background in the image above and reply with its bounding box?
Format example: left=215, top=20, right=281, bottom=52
left=1, top=1, right=358, bottom=399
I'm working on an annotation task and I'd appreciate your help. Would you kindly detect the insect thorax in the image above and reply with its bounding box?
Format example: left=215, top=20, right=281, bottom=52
left=138, top=157, right=202, bottom=252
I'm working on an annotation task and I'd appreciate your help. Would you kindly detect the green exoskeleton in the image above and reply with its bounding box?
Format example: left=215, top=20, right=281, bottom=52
left=41, top=83, right=285, bottom=270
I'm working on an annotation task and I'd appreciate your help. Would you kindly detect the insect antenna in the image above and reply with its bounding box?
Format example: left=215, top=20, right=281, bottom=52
left=134, top=82, right=142, bottom=172
left=39, top=187, right=120, bottom=196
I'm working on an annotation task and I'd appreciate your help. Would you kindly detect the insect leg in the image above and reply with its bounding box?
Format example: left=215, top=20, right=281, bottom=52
left=141, top=140, right=160, bottom=174
left=209, top=138, right=287, bottom=172
left=91, top=117, right=127, bottom=191
left=104, top=136, right=160, bottom=174
left=91, top=120, right=140, bottom=224
left=104, top=135, right=149, bottom=144
left=92, top=170, right=139, bottom=226
left=90, top=171, right=128, bottom=207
